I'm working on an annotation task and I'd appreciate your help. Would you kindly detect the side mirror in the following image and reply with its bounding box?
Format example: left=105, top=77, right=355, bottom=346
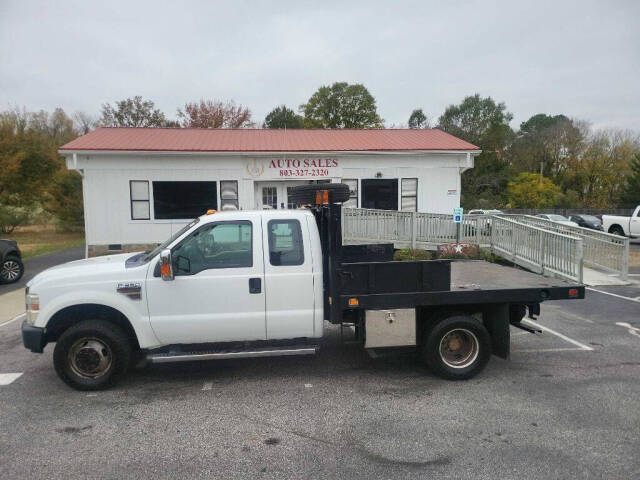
left=159, top=249, right=174, bottom=281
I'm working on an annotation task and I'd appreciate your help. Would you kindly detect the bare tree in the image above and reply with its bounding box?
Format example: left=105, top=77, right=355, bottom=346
left=100, top=96, right=168, bottom=127
left=177, top=99, right=253, bottom=128
left=73, top=111, right=97, bottom=134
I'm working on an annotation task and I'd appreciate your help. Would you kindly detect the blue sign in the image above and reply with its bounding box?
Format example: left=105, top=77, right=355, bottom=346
left=453, top=207, right=463, bottom=223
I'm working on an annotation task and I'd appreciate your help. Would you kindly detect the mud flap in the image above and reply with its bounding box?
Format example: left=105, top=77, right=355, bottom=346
left=483, top=304, right=510, bottom=359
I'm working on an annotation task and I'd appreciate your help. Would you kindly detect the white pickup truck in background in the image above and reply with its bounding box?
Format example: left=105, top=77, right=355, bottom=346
left=602, top=205, right=640, bottom=237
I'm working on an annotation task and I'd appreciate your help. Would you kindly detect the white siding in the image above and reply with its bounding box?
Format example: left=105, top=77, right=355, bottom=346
left=68, top=152, right=474, bottom=248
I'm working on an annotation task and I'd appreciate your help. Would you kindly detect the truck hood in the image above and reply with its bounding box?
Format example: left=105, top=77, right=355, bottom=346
left=27, top=252, right=142, bottom=289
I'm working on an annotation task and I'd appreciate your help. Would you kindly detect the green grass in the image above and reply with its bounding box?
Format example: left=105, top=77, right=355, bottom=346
left=2, top=225, right=85, bottom=259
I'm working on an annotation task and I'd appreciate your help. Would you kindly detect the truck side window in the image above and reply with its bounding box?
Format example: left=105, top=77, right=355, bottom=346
left=172, top=221, right=252, bottom=275
left=268, top=220, right=304, bottom=266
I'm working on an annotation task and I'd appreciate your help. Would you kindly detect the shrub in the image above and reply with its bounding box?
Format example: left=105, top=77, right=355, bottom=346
left=393, top=248, right=434, bottom=261
left=0, top=203, right=32, bottom=234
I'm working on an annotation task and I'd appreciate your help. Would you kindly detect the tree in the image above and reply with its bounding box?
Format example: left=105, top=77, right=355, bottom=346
left=100, top=96, right=168, bottom=127
left=509, top=114, right=584, bottom=180
left=0, top=108, right=83, bottom=232
left=301, top=82, right=383, bottom=128
left=621, top=153, right=640, bottom=207
left=408, top=109, right=428, bottom=129
left=506, top=173, right=562, bottom=208
left=264, top=105, right=303, bottom=129
left=177, top=99, right=252, bottom=128
left=73, top=111, right=97, bottom=134
left=563, top=130, right=638, bottom=208
left=437, top=94, right=514, bottom=208
left=45, top=169, right=84, bottom=231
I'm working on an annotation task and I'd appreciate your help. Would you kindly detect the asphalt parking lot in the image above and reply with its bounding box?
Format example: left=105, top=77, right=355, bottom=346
left=1, top=250, right=639, bottom=479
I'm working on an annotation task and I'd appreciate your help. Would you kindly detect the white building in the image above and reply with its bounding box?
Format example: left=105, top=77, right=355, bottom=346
left=60, top=128, right=479, bottom=256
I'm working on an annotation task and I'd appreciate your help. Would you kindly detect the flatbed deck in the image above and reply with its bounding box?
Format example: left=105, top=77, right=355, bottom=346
left=339, top=260, right=584, bottom=310
left=451, top=260, right=573, bottom=290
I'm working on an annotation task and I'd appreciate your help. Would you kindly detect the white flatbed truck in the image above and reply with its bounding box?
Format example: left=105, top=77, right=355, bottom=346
left=22, top=184, right=585, bottom=390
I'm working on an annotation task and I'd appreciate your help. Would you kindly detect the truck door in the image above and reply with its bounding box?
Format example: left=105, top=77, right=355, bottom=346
left=146, top=219, right=266, bottom=344
left=631, top=207, right=640, bottom=236
left=262, top=217, right=316, bottom=339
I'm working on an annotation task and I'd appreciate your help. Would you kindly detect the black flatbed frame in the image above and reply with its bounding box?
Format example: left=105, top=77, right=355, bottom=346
left=308, top=203, right=584, bottom=324
left=339, top=260, right=584, bottom=310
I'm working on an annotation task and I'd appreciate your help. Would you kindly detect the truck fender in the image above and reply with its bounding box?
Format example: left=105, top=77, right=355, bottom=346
left=37, top=290, right=161, bottom=349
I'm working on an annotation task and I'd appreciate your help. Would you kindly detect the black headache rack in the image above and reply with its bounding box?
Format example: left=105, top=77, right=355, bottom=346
left=306, top=201, right=585, bottom=325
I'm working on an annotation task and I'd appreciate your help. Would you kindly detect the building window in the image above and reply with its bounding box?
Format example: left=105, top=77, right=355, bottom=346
left=401, top=178, right=418, bottom=212
left=342, top=179, right=358, bottom=208
left=220, top=180, right=239, bottom=211
left=286, top=187, right=298, bottom=209
left=262, top=186, right=278, bottom=210
left=153, top=181, right=217, bottom=220
left=268, top=219, right=304, bottom=266
left=130, top=180, right=150, bottom=220
left=361, top=179, right=398, bottom=210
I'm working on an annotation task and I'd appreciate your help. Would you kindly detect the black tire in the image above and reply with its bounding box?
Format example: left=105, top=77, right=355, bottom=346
left=288, top=183, right=350, bottom=206
left=421, top=315, right=491, bottom=380
left=0, top=255, right=24, bottom=284
left=609, top=225, right=625, bottom=237
left=53, top=320, right=132, bottom=391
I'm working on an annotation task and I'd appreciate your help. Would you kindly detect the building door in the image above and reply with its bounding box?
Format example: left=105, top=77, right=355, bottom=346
left=361, top=179, right=398, bottom=210
left=255, top=181, right=308, bottom=210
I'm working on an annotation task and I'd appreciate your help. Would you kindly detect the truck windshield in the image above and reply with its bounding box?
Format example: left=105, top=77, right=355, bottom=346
left=142, top=218, right=200, bottom=262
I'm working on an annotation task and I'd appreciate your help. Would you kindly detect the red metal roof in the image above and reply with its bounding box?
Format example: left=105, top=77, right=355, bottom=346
left=59, top=128, right=480, bottom=153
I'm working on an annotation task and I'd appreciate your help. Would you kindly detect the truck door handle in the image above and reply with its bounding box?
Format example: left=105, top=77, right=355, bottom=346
left=249, top=278, right=261, bottom=294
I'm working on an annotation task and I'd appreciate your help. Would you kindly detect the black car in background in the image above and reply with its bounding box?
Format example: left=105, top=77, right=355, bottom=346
left=0, top=239, right=24, bottom=284
left=568, top=214, right=604, bottom=231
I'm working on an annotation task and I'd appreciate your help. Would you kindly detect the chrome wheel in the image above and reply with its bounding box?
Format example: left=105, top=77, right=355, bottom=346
left=1, top=260, right=21, bottom=281
left=438, top=328, right=479, bottom=369
left=68, top=338, right=113, bottom=378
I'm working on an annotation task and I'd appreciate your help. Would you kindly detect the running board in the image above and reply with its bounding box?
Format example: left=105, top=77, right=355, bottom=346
left=147, top=345, right=319, bottom=364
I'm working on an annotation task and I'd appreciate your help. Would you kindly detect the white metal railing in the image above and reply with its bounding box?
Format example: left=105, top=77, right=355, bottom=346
left=490, top=216, right=584, bottom=283
left=342, top=208, right=585, bottom=283
left=506, top=215, right=629, bottom=280
left=342, top=208, right=496, bottom=247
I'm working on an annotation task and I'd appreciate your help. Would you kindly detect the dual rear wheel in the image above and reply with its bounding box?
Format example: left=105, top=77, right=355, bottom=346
left=420, top=315, right=491, bottom=380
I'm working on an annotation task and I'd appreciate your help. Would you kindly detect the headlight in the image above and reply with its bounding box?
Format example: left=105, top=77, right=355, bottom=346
left=25, top=293, right=39, bottom=325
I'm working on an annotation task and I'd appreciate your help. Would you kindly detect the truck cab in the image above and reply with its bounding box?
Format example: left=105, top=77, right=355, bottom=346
left=23, top=209, right=324, bottom=389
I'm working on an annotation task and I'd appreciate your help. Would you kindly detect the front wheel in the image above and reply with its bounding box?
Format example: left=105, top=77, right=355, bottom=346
left=53, top=320, right=132, bottom=390
left=421, top=315, right=491, bottom=380
left=0, top=255, right=24, bottom=284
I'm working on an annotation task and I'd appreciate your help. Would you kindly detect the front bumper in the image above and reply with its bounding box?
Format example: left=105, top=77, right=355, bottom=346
left=22, top=321, right=46, bottom=353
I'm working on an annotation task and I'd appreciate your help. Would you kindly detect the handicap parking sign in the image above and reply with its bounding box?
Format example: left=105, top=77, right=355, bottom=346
left=453, top=207, right=463, bottom=223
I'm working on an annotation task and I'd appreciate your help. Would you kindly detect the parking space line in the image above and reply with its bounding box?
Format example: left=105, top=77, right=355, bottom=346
left=615, top=322, right=640, bottom=339
left=512, top=347, right=587, bottom=353
left=586, top=287, right=640, bottom=304
left=0, top=373, right=23, bottom=385
left=0, top=313, right=26, bottom=328
left=522, top=318, right=594, bottom=351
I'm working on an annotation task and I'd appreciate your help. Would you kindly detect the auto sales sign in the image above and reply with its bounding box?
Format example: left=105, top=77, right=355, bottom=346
left=246, top=157, right=340, bottom=179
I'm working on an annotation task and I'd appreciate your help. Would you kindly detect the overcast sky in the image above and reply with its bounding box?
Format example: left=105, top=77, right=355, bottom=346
left=1, top=0, right=639, bottom=131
